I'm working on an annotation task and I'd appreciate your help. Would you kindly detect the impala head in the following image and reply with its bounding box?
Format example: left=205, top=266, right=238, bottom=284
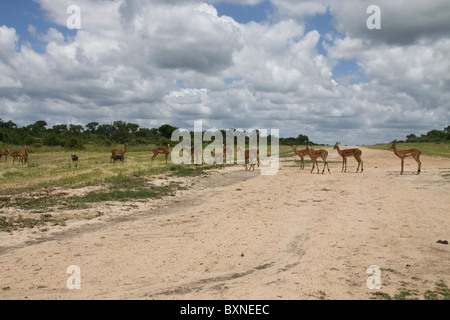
left=389, top=143, right=397, bottom=151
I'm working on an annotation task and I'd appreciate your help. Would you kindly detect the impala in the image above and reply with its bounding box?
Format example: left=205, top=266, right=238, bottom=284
left=11, top=146, right=29, bottom=165
left=152, top=144, right=171, bottom=163
left=0, top=147, right=11, bottom=162
left=389, top=143, right=421, bottom=175
left=292, top=146, right=308, bottom=170
left=333, top=142, right=363, bottom=173
left=305, top=145, right=330, bottom=174
left=110, top=143, right=128, bottom=163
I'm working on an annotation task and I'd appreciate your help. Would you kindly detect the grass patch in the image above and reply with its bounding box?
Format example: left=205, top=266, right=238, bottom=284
left=0, top=214, right=66, bottom=232
left=370, top=281, right=450, bottom=300
left=424, top=281, right=450, bottom=300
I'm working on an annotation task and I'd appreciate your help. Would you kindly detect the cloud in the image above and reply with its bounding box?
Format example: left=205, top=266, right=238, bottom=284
left=0, top=0, right=448, bottom=145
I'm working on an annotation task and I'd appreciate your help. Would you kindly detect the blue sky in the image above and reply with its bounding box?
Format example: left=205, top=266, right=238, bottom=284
left=0, top=0, right=449, bottom=144
left=213, top=0, right=272, bottom=23
left=0, top=0, right=76, bottom=52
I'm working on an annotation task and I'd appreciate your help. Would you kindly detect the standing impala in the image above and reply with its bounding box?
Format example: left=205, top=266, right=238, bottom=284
left=305, top=145, right=331, bottom=174
left=389, top=142, right=421, bottom=175
left=152, top=144, right=170, bottom=163
left=292, top=146, right=307, bottom=170
left=333, top=142, right=363, bottom=173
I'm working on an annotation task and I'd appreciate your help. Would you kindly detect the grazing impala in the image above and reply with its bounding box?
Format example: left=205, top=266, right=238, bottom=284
left=11, top=146, right=29, bottom=165
left=0, top=147, right=11, bottom=162
left=333, top=142, right=363, bottom=173
left=152, top=144, right=170, bottom=163
left=389, top=142, right=421, bottom=175
left=110, top=143, right=128, bottom=163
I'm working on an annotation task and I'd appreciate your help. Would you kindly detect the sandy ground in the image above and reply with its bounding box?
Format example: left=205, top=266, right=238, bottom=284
left=0, top=147, right=449, bottom=300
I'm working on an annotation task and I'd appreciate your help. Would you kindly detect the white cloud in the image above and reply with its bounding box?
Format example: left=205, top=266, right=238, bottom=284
left=0, top=0, right=448, bottom=144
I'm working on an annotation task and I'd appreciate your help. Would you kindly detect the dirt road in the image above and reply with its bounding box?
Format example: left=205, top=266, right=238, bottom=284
left=1, top=147, right=449, bottom=300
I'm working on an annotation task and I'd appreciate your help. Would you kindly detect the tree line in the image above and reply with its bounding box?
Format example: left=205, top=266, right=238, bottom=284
left=398, top=126, right=450, bottom=144
left=0, top=119, right=314, bottom=149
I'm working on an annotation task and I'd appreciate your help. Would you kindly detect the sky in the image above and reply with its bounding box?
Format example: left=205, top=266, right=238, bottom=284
left=0, top=0, right=449, bottom=145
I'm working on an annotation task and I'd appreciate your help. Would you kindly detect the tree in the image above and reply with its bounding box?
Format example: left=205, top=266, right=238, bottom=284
left=69, top=124, right=84, bottom=135
left=111, top=121, right=130, bottom=143
left=0, top=119, right=17, bottom=129
left=406, top=134, right=417, bottom=142
left=296, top=134, right=310, bottom=145
left=86, top=122, right=99, bottom=133
left=127, top=123, right=139, bottom=134
left=158, top=124, right=178, bottom=139
left=29, top=120, right=47, bottom=135
left=52, top=124, right=68, bottom=134
left=443, top=126, right=449, bottom=134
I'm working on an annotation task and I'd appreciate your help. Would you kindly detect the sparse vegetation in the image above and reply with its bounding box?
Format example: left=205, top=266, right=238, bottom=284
left=369, top=269, right=449, bottom=300
left=0, top=145, right=220, bottom=232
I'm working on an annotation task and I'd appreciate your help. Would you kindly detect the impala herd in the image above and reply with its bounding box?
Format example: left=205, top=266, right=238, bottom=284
left=0, top=142, right=422, bottom=175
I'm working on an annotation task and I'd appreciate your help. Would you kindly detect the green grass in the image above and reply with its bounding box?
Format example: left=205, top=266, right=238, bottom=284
left=371, top=281, right=450, bottom=300
left=0, top=146, right=223, bottom=232
left=367, top=142, right=450, bottom=158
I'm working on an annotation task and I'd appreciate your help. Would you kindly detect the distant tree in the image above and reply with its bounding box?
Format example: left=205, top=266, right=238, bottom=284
left=28, top=120, right=47, bottom=135
left=52, top=124, right=68, bottom=134
left=444, top=125, right=450, bottom=134
left=69, top=124, right=84, bottom=135
left=111, top=121, right=130, bottom=143
left=86, top=122, right=99, bottom=133
left=0, top=119, right=17, bottom=129
left=127, top=123, right=140, bottom=134
left=96, top=124, right=113, bottom=139
left=426, top=129, right=445, bottom=141
left=406, top=134, right=417, bottom=142
left=158, top=124, right=178, bottom=139
left=296, top=134, right=310, bottom=145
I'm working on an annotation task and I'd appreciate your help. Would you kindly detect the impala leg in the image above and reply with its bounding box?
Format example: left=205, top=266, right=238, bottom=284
left=355, top=155, right=360, bottom=173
